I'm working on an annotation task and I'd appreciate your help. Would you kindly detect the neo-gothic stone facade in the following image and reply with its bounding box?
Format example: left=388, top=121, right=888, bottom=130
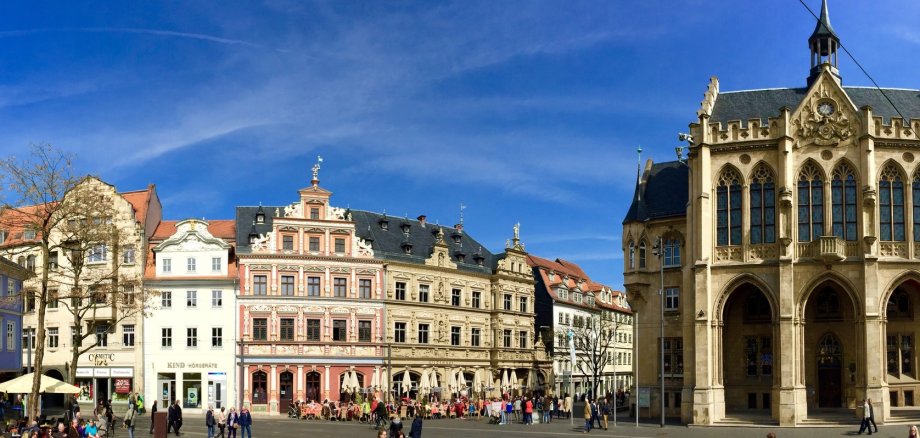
left=624, top=3, right=920, bottom=426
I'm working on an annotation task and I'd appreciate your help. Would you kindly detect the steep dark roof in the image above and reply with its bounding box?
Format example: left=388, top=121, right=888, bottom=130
left=351, top=210, right=496, bottom=274
left=236, top=206, right=283, bottom=252
left=809, top=0, right=838, bottom=41
left=710, top=87, right=920, bottom=126
left=623, top=161, right=688, bottom=223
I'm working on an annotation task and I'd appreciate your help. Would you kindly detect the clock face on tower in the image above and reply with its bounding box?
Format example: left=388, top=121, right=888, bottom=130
left=817, top=101, right=835, bottom=116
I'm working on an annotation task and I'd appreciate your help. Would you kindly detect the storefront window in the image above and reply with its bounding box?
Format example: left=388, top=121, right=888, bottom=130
left=77, top=379, right=93, bottom=402
left=183, top=373, right=202, bottom=408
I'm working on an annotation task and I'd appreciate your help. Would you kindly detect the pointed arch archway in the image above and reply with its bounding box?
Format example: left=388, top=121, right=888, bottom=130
left=879, top=271, right=920, bottom=407
left=714, top=274, right=778, bottom=414
left=799, top=274, right=860, bottom=411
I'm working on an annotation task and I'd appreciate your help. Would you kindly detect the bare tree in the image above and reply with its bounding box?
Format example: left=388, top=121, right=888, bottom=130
left=0, top=145, right=155, bottom=417
left=0, top=144, right=78, bottom=419
left=556, top=311, right=625, bottom=400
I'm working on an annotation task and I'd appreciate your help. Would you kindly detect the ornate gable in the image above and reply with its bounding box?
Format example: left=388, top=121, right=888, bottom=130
left=154, top=219, right=231, bottom=252
left=791, top=68, right=860, bottom=149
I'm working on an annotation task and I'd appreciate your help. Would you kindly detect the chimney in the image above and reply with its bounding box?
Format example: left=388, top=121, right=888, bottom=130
left=454, top=223, right=463, bottom=232
left=417, top=215, right=427, bottom=227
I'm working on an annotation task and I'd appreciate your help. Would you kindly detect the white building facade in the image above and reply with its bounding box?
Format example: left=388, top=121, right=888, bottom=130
left=144, top=219, right=237, bottom=413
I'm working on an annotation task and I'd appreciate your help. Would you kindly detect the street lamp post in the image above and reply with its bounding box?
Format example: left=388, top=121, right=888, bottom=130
left=653, top=236, right=665, bottom=428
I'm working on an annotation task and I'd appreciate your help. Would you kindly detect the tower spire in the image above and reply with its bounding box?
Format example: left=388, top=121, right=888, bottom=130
left=807, top=0, right=840, bottom=86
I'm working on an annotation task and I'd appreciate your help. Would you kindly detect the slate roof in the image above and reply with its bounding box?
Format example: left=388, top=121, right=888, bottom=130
left=350, top=210, right=496, bottom=274
left=235, top=206, right=282, bottom=253
left=710, top=87, right=920, bottom=126
left=623, top=160, right=688, bottom=223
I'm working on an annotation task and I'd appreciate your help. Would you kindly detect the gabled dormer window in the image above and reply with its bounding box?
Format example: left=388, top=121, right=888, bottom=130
left=452, top=233, right=462, bottom=244
left=557, top=287, right=568, bottom=301
left=23, top=230, right=36, bottom=240
left=473, top=254, right=484, bottom=266
left=401, top=242, right=413, bottom=255
left=573, top=292, right=582, bottom=304
left=401, top=223, right=411, bottom=234
left=256, top=213, right=264, bottom=224
left=379, top=216, right=389, bottom=230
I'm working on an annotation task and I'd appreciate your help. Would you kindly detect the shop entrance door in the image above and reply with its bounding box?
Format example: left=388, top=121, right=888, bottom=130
left=96, top=379, right=109, bottom=404
left=279, top=372, right=293, bottom=414
left=208, top=381, right=225, bottom=409
left=160, top=380, right=176, bottom=408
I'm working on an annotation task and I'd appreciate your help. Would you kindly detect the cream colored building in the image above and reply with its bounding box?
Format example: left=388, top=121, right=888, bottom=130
left=0, top=177, right=161, bottom=407
left=624, top=2, right=920, bottom=426
left=349, top=212, right=551, bottom=400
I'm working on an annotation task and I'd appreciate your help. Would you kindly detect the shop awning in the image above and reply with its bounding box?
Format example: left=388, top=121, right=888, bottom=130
left=0, top=372, right=81, bottom=394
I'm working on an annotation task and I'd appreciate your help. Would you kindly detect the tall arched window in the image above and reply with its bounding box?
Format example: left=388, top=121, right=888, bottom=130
left=638, top=241, right=647, bottom=269
left=252, top=371, right=267, bottom=404
left=716, top=167, right=743, bottom=246
left=913, top=170, right=920, bottom=242
left=750, top=164, right=776, bottom=244
left=627, top=241, right=635, bottom=270
left=880, top=163, right=905, bottom=242
left=831, top=162, right=858, bottom=241
left=798, top=162, right=825, bottom=242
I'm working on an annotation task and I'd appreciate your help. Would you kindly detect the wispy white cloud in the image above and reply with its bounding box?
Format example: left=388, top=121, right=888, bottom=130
left=0, top=27, right=286, bottom=51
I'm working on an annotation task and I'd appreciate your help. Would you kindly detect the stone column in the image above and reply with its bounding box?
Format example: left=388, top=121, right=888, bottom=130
left=270, top=365, right=278, bottom=414
left=324, top=366, right=331, bottom=401
left=297, top=365, right=304, bottom=400
left=777, top=259, right=805, bottom=426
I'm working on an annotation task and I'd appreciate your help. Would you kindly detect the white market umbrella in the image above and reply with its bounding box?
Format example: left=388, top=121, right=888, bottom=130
left=0, top=373, right=80, bottom=394
left=350, top=371, right=360, bottom=393
left=429, top=368, right=439, bottom=389
left=501, top=370, right=510, bottom=391
left=380, top=369, right=389, bottom=392
left=419, top=369, right=431, bottom=394
left=401, top=370, right=412, bottom=394
left=457, top=370, right=467, bottom=389
left=510, top=369, right=519, bottom=391
left=341, top=373, right=352, bottom=393
left=526, top=369, right=535, bottom=390
left=448, top=368, right=457, bottom=392
left=473, top=369, right=482, bottom=393
left=371, top=369, right=380, bottom=389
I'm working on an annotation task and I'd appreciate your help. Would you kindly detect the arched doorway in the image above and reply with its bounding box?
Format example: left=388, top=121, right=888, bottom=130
left=721, top=282, right=774, bottom=412
left=391, top=370, right=419, bottom=401
left=279, top=371, right=293, bottom=414
left=251, top=371, right=267, bottom=405
left=816, top=334, right=843, bottom=407
left=883, top=279, right=920, bottom=407
left=305, top=372, right=321, bottom=402
left=803, top=281, right=855, bottom=411
left=44, top=370, right=66, bottom=408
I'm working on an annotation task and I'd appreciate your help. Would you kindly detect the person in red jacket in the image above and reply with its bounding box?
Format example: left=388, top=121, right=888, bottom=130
left=523, top=397, right=534, bottom=425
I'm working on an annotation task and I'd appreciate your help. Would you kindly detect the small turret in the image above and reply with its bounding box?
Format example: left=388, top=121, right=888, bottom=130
left=807, top=0, right=841, bottom=86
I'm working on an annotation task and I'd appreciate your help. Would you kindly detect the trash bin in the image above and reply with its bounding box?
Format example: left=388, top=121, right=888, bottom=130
left=153, top=411, right=168, bottom=438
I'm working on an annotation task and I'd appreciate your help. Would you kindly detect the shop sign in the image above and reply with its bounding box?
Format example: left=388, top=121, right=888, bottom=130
left=167, top=362, right=219, bottom=369
left=114, top=378, right=131, bottom=394
left=87, top=353, right=116, bottom=366
left=111, top=368, right=134, bottom=377
left=94, top=368, right=111, bottom=377
left=76, top=368, right=93, bottom=377
left=207, top=372, right=227, bottom=381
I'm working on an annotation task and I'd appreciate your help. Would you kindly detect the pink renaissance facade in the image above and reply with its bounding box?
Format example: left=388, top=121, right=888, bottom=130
left=235, top=167, right=384, bottom=414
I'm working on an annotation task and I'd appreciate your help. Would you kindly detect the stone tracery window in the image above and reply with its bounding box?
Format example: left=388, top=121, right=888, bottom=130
left=880, top=163, right=906, bottom=242
left=627, top=241, right=635, bottom=270
left=716, top=167, right=743, bottom=246
left=887, top=288, right=911, bottom=319
left=749, top=164, right=776, bottom=244
left=798, top=161, right=825, bottom=242
left=638, top=241, right=647, bottom=269
left=913, top=170, right=920, bottom=242
left=831, top=162, right=858, bottom=241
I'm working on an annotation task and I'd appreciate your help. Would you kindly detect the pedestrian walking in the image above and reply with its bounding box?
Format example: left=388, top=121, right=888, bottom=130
left=205, top=405, right=216, bottom=438
left=857, top=398, right=872, bottom=435
left=583, top=398, right=592, bottom=433
left=149, top=401, right=158, bottom=435
left=217, top=407, right=226, bottom=438
left=168, top=399, right=183, bottom=436
left=408, top=416, right=422, bottom=438
left=226, top=408, right=238, bottom=438
left=542, top=396, right=552, bottom=424
left=238, top=407, right=252, bottom=438
left=600, top=399, right=609, bottom=430
left=124, top=404, right=137, bottom=438
left=389, top=416, right=402, bottom=438
left=564, top=394, right=573, bottom=419
left=867, top=399, right=878, bottom=433
left=591, top=399, right=601, bottom=429
left=524, top=397, right=533, bottom=425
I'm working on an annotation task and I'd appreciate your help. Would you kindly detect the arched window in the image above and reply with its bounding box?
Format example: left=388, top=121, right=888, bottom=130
left=887, top=288, right=911, bottom=319
left=25, top=255, right=36, bottom=272
left=627, top=241, right=635, bottom=270
left=252, top=371, right=267, bottom=404
left=305, top=371, right=321, bottom=402
left=798, top=162, right=825, bottom=242
left=814, top=288, right=841, bottom=319
left=663, top=237, right=681, bottom=267
left=817, top=334, right=842, bottom=367
left=743, top=291, right=771, bottom=322
left=831, top=162, right=858, bottom=241
left=638, top=241, right=647, bottom=269
left=750, top=164, right=776, bottom=244
left=913, top=170, right=920, bottom=242
left=879, top=163, right=905, bottom=242
left=716, top=167, right=743, bottom=246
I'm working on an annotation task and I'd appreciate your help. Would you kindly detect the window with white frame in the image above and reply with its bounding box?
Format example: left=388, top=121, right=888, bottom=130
left=186, top=290, right=197, bottom=307
left=7, top=322, right=15, bottom=351
left=665, top=287, right=680, bottom=311
left=162, top=328, right=172, bottom=347
left=212, top=257, right=221, bottom=272
left=187, top=327, right=198, bottom=347
left=212, top=327, right=223, bottom=347
left=187, top=257, right=196, bottom=272
left=161, top=291, right=172, bottom=308
left=663, top=237, right=681, bottom=267
left=87, top=244, right=107, bottom=263
left=122, top=324, right=135, bottom=347
left=95, top=324, right=108, bottom=347
left=48, top=327, right=59, bottom=348
left=122, top=245, right=136, bottom=264
left=212, top=290, right=222, bottom=307
left=162, top=258, right=171, bottom=273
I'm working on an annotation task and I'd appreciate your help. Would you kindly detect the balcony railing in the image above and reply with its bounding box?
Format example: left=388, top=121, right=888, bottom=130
left=796, top=236, right=858, bottom=262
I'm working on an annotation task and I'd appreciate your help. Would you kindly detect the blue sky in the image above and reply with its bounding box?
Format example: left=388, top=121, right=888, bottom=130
left=1, top=1, right=919, bottom=288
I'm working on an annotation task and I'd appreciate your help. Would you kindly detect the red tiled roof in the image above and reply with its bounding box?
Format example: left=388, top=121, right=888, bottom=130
left=527, top=254, right=630, bottom=313
left=120, top=186, right=154, bottom=225
left=144, top=220, right=237, bottom=280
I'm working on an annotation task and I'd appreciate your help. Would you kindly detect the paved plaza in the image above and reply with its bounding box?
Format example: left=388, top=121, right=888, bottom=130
left=115, top=411, right=910, bottom=438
